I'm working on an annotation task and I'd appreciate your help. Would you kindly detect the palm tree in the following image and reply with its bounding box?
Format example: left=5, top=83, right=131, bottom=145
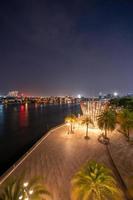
left=118, top=109, right=133, bottom=141
left=71, top=161, right=123, bottom=200
left=65, top=114, right=76, bottom=134
left=0, top=176, right=51, bottom=200
left=97, top=109, right=116, bottom=139
left=82, top=116, right=94, bottom=139
left=0, top=176, right=23, bottom=200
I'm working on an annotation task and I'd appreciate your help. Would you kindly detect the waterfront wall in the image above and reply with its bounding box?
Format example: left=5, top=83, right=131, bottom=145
left=0, top=124, right=65, bottom=185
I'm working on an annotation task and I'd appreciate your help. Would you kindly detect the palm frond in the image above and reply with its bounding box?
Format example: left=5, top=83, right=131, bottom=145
left=71, top=161, right=123, bottom=200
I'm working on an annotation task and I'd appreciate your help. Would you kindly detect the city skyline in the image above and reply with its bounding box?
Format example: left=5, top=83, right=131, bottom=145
left=0, top=89, right=128, bottom=98
left=1, top=0, right=133, bottom=96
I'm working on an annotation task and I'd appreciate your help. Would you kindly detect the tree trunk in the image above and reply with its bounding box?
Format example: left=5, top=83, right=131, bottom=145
left=68, top=126, right=69, bottom=134
left=105, top=128, right=107, bottom=138
left=71, top=123, right=73, bottom=133
left=127, top=128, right=130, bottom=141
left=86, top=123, right=89, bottom=137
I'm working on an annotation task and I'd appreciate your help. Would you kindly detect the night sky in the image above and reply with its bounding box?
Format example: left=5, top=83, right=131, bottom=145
left=0, top=0, right=133, bottom=97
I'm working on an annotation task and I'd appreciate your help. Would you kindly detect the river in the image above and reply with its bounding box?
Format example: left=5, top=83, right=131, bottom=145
left=0, top=103, right=81, bottom=175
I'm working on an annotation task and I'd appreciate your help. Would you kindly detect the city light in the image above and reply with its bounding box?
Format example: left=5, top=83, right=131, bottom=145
left=29, top=190, right=33, bottom=195
left=23, top=182, right=29, bottom=187
left=77, top=94, right=81, bottom=98
left=113, top=92, right=118, bottom=97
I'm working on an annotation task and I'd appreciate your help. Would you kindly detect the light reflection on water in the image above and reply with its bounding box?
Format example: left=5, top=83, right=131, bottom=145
left=0, top=103, right=81, bottom=175
left=0, top=104, right=3, bottom=111
left=19, top=104, right=29, bottom=127
left=0, top=105, right=4, bottom=129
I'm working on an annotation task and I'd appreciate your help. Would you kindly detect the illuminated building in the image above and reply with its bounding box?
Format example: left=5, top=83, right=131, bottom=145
left=7, top=91, right=19, bottom=97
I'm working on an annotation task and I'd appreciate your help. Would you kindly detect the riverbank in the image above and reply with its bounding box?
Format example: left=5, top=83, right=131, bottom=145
left=0, top=103, right=81, bottom=175
left=0, top=124, right=65, bottom=185
left=0, top=124, right=126, bottom=200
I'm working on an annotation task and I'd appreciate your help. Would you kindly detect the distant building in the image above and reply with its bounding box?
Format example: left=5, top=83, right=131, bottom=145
left=105, top=93, right=113, bottom=99
left=98, top=92, right=119, bottom=100
left=127, top=93, right=133, bottom=97
left=7, top=91, right=19, bottom=97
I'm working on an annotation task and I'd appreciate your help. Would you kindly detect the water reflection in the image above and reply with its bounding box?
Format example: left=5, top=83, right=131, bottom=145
left=19, top=104, right=29, bottom=127
left=25, top=103, right=28, bottom=111
left=35, top=103, right=38, bottom=110
left=0, top=104, right=4, bottom=113
left=0, top=103, right=81, bottom=175
left=0, top=105, right=4, bottom=128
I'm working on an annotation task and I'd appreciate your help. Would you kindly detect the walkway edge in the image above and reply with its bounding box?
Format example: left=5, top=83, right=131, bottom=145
left=0, top=124, right=65, bottom=185
left=107, top=144, right=132, bottom=200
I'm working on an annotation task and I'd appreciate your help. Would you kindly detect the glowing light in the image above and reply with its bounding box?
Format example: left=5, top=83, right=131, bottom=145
left=23, top=182, right=29, bottom=187
left=29, top=190, right=33, bottom=195
left=19, top=196, right=23, bottom=200
left=25, top=103, right=28, bottom=111
left=77, top=94, right=81, bottom=98
left=113, top=92, right=118, bottom=97
left=20, top=105, right=25, bottom=112
left=66, top=122, right=70, bottom=126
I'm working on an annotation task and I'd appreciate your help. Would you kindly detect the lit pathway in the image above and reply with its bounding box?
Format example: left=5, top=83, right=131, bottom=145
left=109, top=129, right=133, bottom=188
left=0, top=125, right=124, bottom=200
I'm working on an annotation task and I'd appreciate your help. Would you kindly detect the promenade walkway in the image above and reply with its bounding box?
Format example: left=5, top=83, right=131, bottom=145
left=0, top=125, right=125, bottom=200
left=109, top=130, right=133, bottom=188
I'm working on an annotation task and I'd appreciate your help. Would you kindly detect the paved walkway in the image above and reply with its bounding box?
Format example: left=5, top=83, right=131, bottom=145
left=109, top=129, right=133, bottom=187
left=0, top=125, right=124, bottom=200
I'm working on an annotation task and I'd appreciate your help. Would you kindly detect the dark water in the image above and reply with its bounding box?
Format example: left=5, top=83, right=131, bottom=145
left=0, top=103, right=81, bottom=175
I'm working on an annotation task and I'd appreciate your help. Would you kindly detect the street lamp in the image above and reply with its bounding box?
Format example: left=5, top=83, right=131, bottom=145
left=23, top=182, right=29, bottom=187
left=113, top=92, right=118, bottom=97
left=66, top=122, right=70, bottom=134
left=77, top=94, right=81, bottom=99
left=29, top=190, right=33, bottom=195
left=18, top=182, right=34, bottom=200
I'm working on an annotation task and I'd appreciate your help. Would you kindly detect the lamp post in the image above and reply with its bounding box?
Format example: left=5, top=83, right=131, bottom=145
left=19, top=182, right=34, bottom=200
left=66, top=122, right=70, bottom=134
